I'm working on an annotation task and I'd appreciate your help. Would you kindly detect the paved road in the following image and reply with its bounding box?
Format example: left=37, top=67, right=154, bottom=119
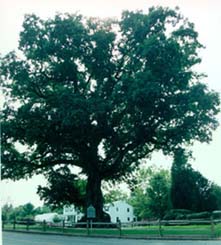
left=3, top=232, right=221, bottom=245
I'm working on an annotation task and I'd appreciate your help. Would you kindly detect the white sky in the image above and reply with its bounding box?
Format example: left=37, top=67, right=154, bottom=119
left=0, top=0, right=221, bottom=207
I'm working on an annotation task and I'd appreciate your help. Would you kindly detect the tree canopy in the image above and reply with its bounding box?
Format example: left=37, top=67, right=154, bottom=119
left=146, top=169, right=171, bottom=218
left=171, top=148, right=221, bottom=212
left=2, top=203, right=36, bottom=221
left=103, top=186, right=128, bottom=205
left=1, top=6, right=219, bottom=221
left=129, top=166, right=171, bottom=220
left=37, top=167, right=86, bottom=209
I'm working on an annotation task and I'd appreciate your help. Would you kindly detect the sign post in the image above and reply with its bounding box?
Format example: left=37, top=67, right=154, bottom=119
left=87, top=205, right=96, bottom=235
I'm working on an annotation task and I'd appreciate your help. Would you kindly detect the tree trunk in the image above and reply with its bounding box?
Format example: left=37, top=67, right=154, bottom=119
left=86, top=171, right=110, bottom=222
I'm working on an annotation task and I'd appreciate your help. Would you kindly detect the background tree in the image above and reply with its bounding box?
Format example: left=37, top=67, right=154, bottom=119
left=129, top=166, right=170, bottom=220
left=129, top=188, right=150, bottom=220
left=21, top=203, right=36, bottom=219
left=146, top=170, right=171, bottom=219
left=1, top=203, right=63, bottom=222
left=171, top=148, right=219, bottom=212
left=103, top=189, right=128, bottom=204
left=126, top=163, right=153, bottom=192
left=210, top=184, right=221, bottom=210
left=102, top=182, right=128, bottom=204
left=2, top=203, right=14, bottom=222
left=1, top=7, right=219, bottom=221
left=2, top=203, right=36, bottom=221
left=34, top=205, right=52, bottom=215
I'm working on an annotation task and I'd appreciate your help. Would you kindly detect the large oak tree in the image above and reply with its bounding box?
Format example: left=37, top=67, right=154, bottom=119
left=1, top=7, right=219, bottom=221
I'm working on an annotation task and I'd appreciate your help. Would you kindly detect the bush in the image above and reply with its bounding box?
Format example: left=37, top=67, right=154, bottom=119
left=186, top=211, right=211, bottom=220
left=53, top=216, right=62, bottom=223
left=163, top=209, right=192, bottom=220
left=212, top=210, right=221, bottom=219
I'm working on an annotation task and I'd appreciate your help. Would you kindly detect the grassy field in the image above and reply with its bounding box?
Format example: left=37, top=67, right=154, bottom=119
left=121, top=225, right=221, bottom=237
left=3, top=222, right=221, bottom=238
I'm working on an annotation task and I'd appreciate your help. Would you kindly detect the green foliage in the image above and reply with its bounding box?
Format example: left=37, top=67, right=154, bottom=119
left=126, top=164, right=153, bottom=192
left=163, top=209, right=192, bottom=220
left=34, top=205, right=52, bottom=215
left=2, top=203, right=37, bottom=221
left=128, top=166, right=153, bottom=219
left=103, top=183, right=128, bottom=204
left=1, top=203, right=60, bottom=222
left=171, top=148, right=220, bottom=212
left=129, top=166, right=171, bottom=220
left=212, top=210, right=221, bottom=219
left=1, top=203, right=14, bottom=221
left=52, top=215, right=63, bottom=223
left=129, top=188, right=150, bottom=220
left=37, top=167, right=86, bottom=209
left=186, top=212, right=211, bottom=220
left=146, top=170, right=171, bottom=219
left=1, top=7, right=220, bottom=220
left=211, top=184, right=221, bottom=210
left=12, top=203, right=36, bottom=220
left=22, top=203, right=35, bottom=218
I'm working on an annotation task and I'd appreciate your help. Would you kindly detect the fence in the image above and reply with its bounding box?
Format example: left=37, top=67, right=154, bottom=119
left=3, top=218, right=221, bottom=239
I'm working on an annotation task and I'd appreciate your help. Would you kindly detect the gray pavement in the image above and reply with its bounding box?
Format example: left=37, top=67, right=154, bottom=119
left=3, top=232, right=221, bottom=245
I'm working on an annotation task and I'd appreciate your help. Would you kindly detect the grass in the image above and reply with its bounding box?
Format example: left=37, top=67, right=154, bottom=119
left=3, top=223, right=221, bottom=238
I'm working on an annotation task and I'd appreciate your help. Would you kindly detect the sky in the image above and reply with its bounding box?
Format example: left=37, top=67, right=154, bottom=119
left=0, top=0, right=221, bottom=207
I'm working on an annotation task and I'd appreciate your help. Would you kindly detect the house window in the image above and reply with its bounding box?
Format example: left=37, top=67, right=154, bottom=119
left=116, top=217, right=120, bottom=222
left=127, top=217, right=130, bottom=221
left=127, top=208, right=130, bottom=212
left=116, top=207, right=119, bottom=212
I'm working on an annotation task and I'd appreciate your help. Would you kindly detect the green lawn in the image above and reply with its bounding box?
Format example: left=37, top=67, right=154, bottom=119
left=121, top=224, right=221, bottom=238
left=3, top=223, right=221, bottom=238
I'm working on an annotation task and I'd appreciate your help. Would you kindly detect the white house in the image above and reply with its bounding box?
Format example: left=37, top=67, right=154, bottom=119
left=35, top=213, right=60, bottom=223
left=62, top=200, right=136, bottom=223
left=104, top=200, right=136, bottom=223
left=63, top=204, right=84, bottom=223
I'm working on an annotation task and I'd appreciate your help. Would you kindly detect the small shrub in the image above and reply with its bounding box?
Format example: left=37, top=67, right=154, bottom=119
left=212, top=210, right=221, bottom=219
left=163, top=209, right=192, bottom=220
left=186, top=211, right=211, bottom=220
left=53, top=216, right=62, bottom=223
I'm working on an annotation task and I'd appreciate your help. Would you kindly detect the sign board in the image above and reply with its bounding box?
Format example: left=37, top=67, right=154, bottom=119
left=87, top=205, right=96, bottom=219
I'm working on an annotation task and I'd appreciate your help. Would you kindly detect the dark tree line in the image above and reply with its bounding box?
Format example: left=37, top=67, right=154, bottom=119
left=171, top=148, right=221, bottom=212
left=129, top=152, right=221, bottom=220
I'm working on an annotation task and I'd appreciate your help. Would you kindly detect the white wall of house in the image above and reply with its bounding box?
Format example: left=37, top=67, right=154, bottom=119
left=63, top=204, right=84, bottom=222
left=62, top=201, right=136, bottom=223
left=35, top=213, right=58, bottom=223
left=104, top=200, right=136, bottom=223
